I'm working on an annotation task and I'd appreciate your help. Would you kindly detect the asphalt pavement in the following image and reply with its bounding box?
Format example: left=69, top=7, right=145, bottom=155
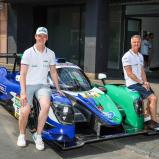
left=0, top=79, right=159, bottom=159
left=0, top=105, right=61, bottom=159
left=0, top=104, right=157, bottom=159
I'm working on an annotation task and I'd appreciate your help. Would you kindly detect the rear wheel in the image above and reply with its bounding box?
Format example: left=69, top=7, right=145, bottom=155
left=27, top=97, right=40, bottom=133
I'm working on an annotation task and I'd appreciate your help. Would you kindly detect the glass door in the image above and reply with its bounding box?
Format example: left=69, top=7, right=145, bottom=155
left=124, top=18, right=141, bottom=52
left=47, top=6, right=85, bottom=68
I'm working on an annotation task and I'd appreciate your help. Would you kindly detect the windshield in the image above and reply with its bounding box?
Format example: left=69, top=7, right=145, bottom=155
left=49, top=67, right=92, bottom=91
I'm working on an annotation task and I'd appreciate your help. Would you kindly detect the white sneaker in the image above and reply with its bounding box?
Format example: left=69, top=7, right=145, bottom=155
left=17, top=134, right=26, bottom=147
left=144, top=116, right=151, bottom=122
left=32, top=133, right=44, bottom=151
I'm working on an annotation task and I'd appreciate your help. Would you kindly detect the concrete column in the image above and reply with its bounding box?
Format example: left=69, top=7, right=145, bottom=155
left=84, top=0, right=109, bottom=78
left=8, top=4, right=17, bottom=53
left=0, top=2, right=7, bottom=54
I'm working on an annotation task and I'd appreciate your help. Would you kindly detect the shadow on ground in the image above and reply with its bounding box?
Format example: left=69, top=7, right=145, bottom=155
left=48, top=133, right=159, bottom=159
left=48, top=140, right=125, bottom=159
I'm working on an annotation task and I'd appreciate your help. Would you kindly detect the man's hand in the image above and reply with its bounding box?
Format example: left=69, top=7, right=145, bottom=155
left=142, top=81, right=150, bottom=90
left=20, top=93, right=28, bottom=107
left=57, top=89, right=64, bottom=96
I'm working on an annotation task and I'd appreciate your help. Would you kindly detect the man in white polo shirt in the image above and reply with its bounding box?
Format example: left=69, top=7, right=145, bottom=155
left=122, top=35, right=159, bottom=131
left=17, top=27, right=62, bottom=150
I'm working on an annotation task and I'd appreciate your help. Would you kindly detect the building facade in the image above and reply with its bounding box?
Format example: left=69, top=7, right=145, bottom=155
left=0, top=1, right=7, bottom=55
left=1, top=0, right=159, bottom=77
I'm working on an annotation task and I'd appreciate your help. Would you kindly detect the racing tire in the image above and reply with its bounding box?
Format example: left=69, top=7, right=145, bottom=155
left=27, top=97, right=40, bottom=133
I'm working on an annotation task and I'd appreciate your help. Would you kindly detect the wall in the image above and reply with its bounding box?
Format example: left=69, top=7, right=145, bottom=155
left=8, top=4, right=17, bottom=53
left=84, top=0, right=109, bottom=76
left=0, top=2, right=7, bottom=54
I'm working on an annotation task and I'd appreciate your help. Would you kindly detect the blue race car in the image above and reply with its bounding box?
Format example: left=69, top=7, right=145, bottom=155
left=0, top=54, right=158, bottom=150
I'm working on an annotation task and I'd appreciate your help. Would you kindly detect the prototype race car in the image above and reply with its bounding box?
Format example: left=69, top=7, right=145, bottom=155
left=0, top=53, right=158, bottom=150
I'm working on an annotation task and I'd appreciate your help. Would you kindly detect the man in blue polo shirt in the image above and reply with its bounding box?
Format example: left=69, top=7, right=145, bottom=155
left=122, top=35, right=159, bottom=131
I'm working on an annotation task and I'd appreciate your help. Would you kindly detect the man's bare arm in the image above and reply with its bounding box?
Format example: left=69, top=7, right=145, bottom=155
left=141, top=66, right=147, bottom=82
left=141, top=66, right=150, bottom=89
left=50, top=65, right=60, bottom=91
left=20, top=64, right=28, bottom=95
left=124, top=65, right=143, bottom=84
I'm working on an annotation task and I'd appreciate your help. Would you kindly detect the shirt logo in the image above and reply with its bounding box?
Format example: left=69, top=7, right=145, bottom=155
left=123, top=57, right=129, bottom=63
left=31, top=65, right=38, bottom=67
left=39, top=27, right=47, bottom=33
left=43, top=60, right=48, bottom=63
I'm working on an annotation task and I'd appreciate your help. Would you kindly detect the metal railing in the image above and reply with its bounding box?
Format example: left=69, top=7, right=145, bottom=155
left=0, top=53, right=21, bottom=72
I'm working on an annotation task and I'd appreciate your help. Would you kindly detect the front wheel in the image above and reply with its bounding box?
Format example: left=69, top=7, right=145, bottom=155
left=27, top=97, right=40, bottom=133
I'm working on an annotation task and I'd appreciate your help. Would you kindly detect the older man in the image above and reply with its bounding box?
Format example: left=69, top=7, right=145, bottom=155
left=122, top=35, right=159, bottom=130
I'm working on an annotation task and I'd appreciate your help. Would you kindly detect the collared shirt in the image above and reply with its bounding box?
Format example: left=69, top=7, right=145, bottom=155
left=21, top=45, right=56, bottom=85
left=122, top=50, right=144, bottom=87
left=141, top=39, right=151, bottom=55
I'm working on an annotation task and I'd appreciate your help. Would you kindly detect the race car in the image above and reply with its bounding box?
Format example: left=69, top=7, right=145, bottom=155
left=0, top=53, right=158, bottom=150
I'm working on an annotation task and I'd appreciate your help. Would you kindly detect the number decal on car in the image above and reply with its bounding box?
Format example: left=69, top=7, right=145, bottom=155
left=10, top=92, right=21, bottom=119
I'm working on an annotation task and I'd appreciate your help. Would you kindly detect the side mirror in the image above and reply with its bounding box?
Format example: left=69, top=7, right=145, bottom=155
left=98, top=73, right=107, bottom=80
left=98, top=73, right=107, bottom=85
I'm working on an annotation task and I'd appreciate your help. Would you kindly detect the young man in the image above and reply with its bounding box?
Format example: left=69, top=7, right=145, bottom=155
left=17, top=27, right=62, bottom=150
left=122, top=35, right=159, bottom=130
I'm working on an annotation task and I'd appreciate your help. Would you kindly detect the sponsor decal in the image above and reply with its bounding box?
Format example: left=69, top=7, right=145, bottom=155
left=10, top=92, right=21, bottom=118
left=0, top=83, right=7, bottom=94
left=64, top=87, right=104, bottom=98
left=123, top=57, right=129, bottom=63
left=80, top=91, right=99, bottom=98
left=79, top=87, right=104, bottom=98
left=14, top=96, right=21, bottom=108
left=43, top=61, right=49, bottom=67
left=43, top=64, right=49, bottom=67
left=31, top=65, right=38, bottom=67
left=103, top=112, right=115, bottom=120
left=15, top=75, right=20, bottom=82
left=43, top=60, right=48, bottom=63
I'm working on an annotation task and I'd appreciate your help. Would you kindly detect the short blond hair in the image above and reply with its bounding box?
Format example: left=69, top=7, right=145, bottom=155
left=131, top=35, right=141, bottom=43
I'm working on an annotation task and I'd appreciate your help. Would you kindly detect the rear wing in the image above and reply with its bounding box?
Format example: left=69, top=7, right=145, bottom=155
left=0, top=53, right=22, bottom=72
